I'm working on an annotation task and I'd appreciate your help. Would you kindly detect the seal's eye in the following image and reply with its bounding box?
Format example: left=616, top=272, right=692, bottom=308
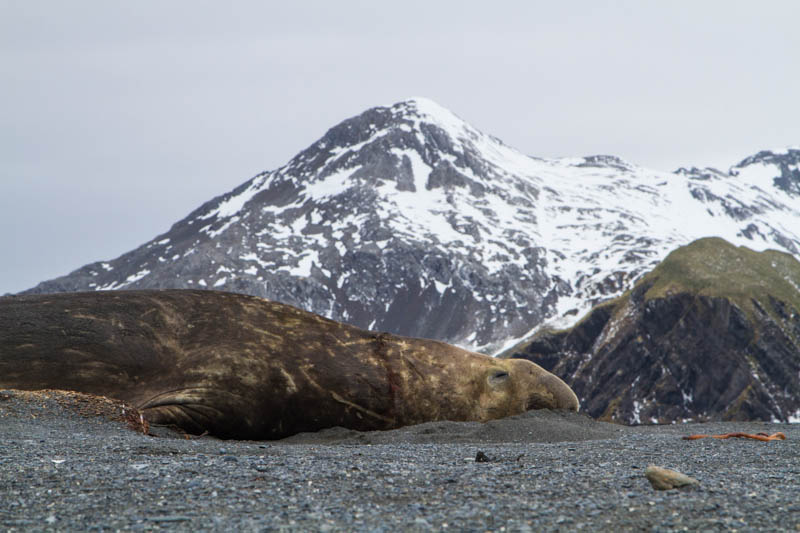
left=488, top=370, right=510, bottom=385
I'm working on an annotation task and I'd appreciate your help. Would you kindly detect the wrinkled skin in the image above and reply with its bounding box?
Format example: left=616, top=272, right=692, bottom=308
left=0, top=290, right=578, bottom=439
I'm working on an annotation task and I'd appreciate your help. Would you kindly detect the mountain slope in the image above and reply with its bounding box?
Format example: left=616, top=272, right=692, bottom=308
left=24, top=99, right=800, bottom=351
left=506, top=237, right=800, bottom=424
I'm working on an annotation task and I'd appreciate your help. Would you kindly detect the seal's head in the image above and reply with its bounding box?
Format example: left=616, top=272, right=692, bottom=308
left=393, top=338, right=579, bottom=424
left=475, top=357, right=579, bottom=420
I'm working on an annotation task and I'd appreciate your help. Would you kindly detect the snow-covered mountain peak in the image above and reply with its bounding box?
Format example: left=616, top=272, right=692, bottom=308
left=394, top=97, right=487, bottom=144
left=394, top=96, right=466, bottom=126
left=730, top=147, right=800, bottom=196
left=24, top=99, right=800, bottom=354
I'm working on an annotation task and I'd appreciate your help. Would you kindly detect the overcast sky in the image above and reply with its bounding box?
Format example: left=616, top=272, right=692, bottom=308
left=2, top=1, right=799, bottom=295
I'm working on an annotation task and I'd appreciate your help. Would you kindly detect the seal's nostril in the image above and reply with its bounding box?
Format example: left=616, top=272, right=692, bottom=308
left=488, top=370, right=509, bottom=385
left=525, top=393, right=548, bottom=411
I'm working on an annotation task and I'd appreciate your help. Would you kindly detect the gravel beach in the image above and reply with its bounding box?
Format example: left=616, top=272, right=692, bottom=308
left=1, top=389, right=798, bottom=532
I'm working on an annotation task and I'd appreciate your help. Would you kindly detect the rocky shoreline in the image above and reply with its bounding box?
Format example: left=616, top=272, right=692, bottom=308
left=1, top=389, right=798, bottom=531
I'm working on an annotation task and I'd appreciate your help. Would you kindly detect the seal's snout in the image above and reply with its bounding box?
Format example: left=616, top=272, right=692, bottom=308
left=513, top=359, right=579, bottom=412
left=545, top=373, right=579, bottom=411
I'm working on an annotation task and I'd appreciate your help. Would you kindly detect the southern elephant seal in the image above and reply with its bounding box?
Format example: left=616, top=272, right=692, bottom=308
left=0, top=290, right=578, bottom=439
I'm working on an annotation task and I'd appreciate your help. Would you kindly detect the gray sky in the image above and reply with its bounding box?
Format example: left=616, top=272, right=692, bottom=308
left=2, top=1, right=799, bottom=295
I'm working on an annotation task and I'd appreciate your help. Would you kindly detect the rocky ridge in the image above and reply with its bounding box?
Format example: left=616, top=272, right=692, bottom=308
left=507, top=237, right=800, bottom=424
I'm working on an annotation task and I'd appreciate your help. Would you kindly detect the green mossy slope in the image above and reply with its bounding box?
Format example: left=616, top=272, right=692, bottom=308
left=509, top=237, right=800, bottom=423
left=639, top=237, right=800, bottom=331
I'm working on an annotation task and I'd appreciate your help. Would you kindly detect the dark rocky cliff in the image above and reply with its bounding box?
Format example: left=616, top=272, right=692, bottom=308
left=507, top=237, right=800, bottom=424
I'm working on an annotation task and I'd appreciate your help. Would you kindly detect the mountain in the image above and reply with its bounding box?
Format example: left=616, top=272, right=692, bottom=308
left=23, top=98, right=800, bottom=352
left=505, top=237, right=800, bottom=424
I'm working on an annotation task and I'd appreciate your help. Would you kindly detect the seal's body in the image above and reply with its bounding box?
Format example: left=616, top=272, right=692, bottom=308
left=0, top=290, right=578, bottom=439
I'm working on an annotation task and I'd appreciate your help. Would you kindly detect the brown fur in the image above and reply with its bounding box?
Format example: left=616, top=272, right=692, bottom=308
left=0, top=290, right=578, bottom=439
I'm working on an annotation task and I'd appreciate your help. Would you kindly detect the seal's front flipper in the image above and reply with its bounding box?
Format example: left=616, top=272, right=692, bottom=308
left=141, top=402, right=221, bottom=436
left=138, top=388, right=249, bottom=439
